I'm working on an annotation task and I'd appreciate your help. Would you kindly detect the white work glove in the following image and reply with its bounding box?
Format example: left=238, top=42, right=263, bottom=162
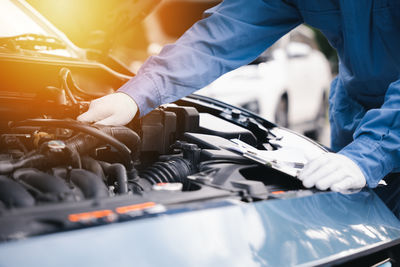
left=298, top=152, right=366, bottom=192
left=77, top=92, right=138, bottom=126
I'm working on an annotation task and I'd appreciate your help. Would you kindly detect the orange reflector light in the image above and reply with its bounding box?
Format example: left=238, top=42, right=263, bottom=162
left=271, top=190, right=285, bottom=195
left=68, top=210, right=113, bottom=222
left=116, top=202, right=156, bottom=214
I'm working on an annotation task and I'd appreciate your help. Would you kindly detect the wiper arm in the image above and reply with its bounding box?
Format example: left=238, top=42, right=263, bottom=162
left=0, top=33, right=66, bottom=52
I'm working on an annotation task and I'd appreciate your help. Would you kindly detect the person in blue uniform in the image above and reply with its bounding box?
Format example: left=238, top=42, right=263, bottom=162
left=78, top=0, right=400, bottom=215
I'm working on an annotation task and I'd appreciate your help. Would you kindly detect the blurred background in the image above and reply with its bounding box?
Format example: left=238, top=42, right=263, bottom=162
left=25, top=0, right=337, bottom=146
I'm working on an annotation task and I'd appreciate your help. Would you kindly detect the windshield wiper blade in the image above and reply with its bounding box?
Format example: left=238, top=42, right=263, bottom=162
left=0, top=33, right=66, bottom=51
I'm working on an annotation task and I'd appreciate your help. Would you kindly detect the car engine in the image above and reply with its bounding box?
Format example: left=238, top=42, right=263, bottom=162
left=0, top=65, right=326, bottom=241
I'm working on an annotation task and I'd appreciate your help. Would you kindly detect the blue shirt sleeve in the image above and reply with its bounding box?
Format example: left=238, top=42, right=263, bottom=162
left=339, top=78, right=400, bottom=187
left=118, top=0, right=301, bottom=116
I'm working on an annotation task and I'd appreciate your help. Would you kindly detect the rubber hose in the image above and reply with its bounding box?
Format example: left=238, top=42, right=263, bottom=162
left=59, top=68, right=78, bottom=105
left=98, top=125, right=141, bottom=159
left=11, top=119, right=136, bottom=170
left=59, top=68, right=106, bottom=99
left=0, top=154, right=45, bottom=174
left=64, top=133, right=98, bottom=159
left=106, top=163, right=128, bottom=194
left=140, top=158, right=193, bottom=186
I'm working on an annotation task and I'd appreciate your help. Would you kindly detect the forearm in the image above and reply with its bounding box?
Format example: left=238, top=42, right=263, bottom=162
left=119, top=0, right=301, bottom=116
left=339, top=79, right=400, bottom=187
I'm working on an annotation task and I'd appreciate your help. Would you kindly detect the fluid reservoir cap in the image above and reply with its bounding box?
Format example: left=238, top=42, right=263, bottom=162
left=231, top=109, right=241, bottom=119
left=152, top=182, right=183, bottom=191
left=47, top=140, right=66, bottom=152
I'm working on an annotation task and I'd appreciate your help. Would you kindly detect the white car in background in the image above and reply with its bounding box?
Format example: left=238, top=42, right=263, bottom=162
left=197, top=25, right=332, bottom=140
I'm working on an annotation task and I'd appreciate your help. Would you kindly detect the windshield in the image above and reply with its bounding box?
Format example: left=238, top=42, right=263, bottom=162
left=0, top=0, right=78, bottom=58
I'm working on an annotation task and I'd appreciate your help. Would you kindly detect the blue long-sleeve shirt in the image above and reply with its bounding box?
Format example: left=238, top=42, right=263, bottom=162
left=119, top=0, right=400, bottom=188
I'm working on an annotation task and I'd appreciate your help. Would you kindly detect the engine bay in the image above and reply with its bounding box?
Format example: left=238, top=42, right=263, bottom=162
left=0, top=65, right=327, bottom=241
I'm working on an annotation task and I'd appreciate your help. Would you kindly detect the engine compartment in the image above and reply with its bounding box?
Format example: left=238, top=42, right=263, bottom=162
left=0, top=65, right=327, bottom=241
